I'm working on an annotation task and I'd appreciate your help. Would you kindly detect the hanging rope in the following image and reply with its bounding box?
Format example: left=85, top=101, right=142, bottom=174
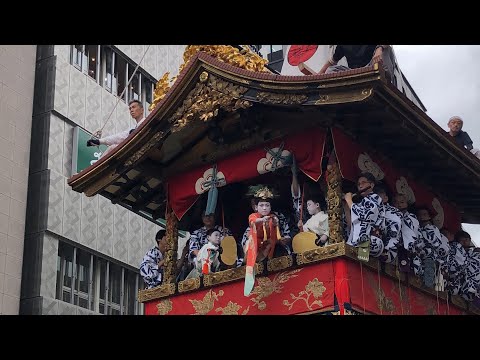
left=446, top=289, right=450, bottom=315
left=90, top=45, right=152, bottom=140
left=435, top=264, right=441, bottom=314
left=436, top=284, right=441, bottom=314
left=360, top=262, right=366, bottom=315
left=397, top=260, right=405, bottom=315
left=221, top=200, right=226, bottom=237
left=377, top=263, right=383, bottom=315
left=298, top=182, right=305, bottom=231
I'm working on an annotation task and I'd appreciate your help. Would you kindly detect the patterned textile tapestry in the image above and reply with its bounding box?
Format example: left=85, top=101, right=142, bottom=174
left=345, top=259, right=465, bottom=315
left=145, top=262, right=335, bottom=315
left=168, top=128, right=326, bottom=220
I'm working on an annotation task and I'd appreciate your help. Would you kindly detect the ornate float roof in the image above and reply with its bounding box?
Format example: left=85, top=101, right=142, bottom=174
left=67, top=47, right=480, bottom=224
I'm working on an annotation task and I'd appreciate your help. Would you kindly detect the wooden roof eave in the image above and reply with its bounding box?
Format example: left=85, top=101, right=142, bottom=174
left=67, top=54, right=384, bottom=197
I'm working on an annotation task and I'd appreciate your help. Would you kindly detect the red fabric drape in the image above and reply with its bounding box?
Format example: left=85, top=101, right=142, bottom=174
left=168, top=128, right=327, bottom=220
left=331, top=127, right=461, bottom=232
left=345, top=259, right=466, bottom=315
left=333, top=258, right=350, bottom=315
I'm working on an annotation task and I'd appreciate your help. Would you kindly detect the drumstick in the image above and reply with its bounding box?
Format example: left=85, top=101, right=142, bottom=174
left=299, top=183, right=305, bottom=232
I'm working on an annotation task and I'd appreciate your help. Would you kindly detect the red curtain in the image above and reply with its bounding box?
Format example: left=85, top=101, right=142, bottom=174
left=331, top=127, right=461, bottom=232
left=168, top=128, right=327, bottom=220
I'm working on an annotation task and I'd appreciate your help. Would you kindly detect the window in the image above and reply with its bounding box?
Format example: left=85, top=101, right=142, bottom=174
left=71, top=45, right=84, bottom=70
left=71, top=45, right=100, bottom=77
left=260, top=45, right=284, bottom=62
left=108, top=263, right=122, bottom=315
left=56, top=241, right=74, bottom=303
left=73, top=249, right=91, bottom=309
left=128, top=64, right=141, bottom=102
left=103, top=47, right=114, bottom=92
left=56, top=241, right=143, bottom=314
left=85, top=45, right=100, bottom=81
left=142, top=78, right=154, bottom=116
left=70, top=45, right=156, bottom=113
left=114, top=55, right=127, bottom=101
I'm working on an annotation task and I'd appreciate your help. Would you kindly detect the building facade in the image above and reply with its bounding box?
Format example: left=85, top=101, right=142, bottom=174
left=20, top=45, right=185, bottom=315
left=0, top=45, right=36, bottom=315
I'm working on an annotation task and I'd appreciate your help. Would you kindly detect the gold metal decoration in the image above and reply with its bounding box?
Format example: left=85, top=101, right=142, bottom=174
left=365, top=271, right=396, bottom=314
left=258, top=83, right=308, bottom=90
left=248, top=269, right=302, bottom=310
left=326, top=162, right=344, bottom=244
left=283, top=278, right=326, bottom=311
left=190, top=289, right=224, bottom=315
left=180, top=45, right=269, bottom=74
left=450, top=295, right=468, bottom=311
left=164, top=202, right=178, bottom=284
left=256, top=92, right=308, bottom=105
left=214, top=301, right=242, bottom=315
left=156, top=299, right=173, bottom=315
left=150, top=45, right=267, bottom=113
left=124, top=132, right=164, bottom=167
left=266, top=255, right=293, bottom=272
left=149, top=73, right=174, bottom=112
left=178, top=277, right=201, bottom=293
left=331, top=309, right=357, bottom=315
left=203, top=263, right=263, bottom=287
left=199, top=71, right=209, bottom=83
left=169, top=74, right=251, bottom=133
left=314, top=87, right=373, bottom=105
left=137, top=283, right=175, bottom=303
left=254, top=186, right=275, bottom=200
left=296, top=242, right=345, bottom=265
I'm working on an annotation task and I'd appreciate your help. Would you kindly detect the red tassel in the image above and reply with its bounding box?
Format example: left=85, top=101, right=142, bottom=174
left=202, top=249, right=211, bottom=274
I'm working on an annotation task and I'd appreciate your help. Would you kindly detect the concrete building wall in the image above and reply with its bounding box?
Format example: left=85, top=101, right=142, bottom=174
left=0, top=45, right=36, bottom=314
left=21, top=45, right=184, bottom=315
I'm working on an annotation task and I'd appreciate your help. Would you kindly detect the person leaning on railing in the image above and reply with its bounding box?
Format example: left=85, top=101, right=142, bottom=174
left=318, top=45, right=394, bottom=76
left=447, top=116, right=480, bottom=159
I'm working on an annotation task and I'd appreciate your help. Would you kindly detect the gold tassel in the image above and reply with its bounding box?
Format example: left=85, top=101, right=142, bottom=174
left=276, top=225, right=281, bottom=239
left=263, top=223, right=267, bottom=241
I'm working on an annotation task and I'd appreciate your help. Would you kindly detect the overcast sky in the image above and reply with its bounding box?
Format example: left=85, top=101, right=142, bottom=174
left=394, top=45, right=480, bottom=245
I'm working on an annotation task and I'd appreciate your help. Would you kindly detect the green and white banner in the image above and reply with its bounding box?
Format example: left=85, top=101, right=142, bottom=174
left=72, top=127, right=108, bottom=175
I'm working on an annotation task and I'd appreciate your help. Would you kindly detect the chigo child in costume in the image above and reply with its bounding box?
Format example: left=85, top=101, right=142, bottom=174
left=297, top=193, right=329, bottom=246
left=186, top=228, right=222, bottom=279
left=244, top=186, right=290, bottom=295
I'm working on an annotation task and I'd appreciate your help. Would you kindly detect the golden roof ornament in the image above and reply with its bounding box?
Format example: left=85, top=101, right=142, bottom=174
left=180, top=45, right=269, bottom=73
left=149, top=45, right=269, bottom=112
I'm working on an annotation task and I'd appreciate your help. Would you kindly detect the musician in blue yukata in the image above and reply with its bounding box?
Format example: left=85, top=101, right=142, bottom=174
left=393, top=193, right=419, bottom=271
left=375, top=185, right=402, bottom=263
left=344, top=172, right=385, bottom=258
left=139, top=230, right=167, bottom=289
left=188, top=212, right=232, bottom=268
left=412, top=206, right=449, bottom=287
left=447, top=230, right=480, bottom=301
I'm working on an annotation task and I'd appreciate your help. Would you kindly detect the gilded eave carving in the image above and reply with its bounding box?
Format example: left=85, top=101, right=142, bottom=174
left=168, top=71, right=252, bottom=133
left=138, top=283, right=176, bottom=303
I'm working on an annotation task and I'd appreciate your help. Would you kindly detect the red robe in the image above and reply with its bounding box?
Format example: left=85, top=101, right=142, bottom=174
left=248, top=213, right=281, bottom=260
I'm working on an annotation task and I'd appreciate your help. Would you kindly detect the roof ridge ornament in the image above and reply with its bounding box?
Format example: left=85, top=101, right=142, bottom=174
left=149, top=45, right=269, bottom=112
